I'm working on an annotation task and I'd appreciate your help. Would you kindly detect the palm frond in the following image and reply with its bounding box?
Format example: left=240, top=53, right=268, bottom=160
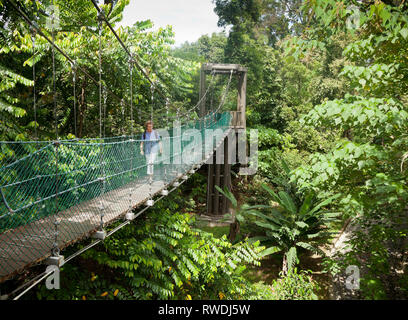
left=286, top=246, right=297, bottom=270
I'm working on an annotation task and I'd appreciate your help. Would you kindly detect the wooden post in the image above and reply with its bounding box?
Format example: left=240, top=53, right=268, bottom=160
left=214, top=162, right=221, bottom=215
left=237, top=72, right=247, bottom=129
left=222, top=136, right=231, bottom=214
left=199, top=66, right=206, bottom=117
left=206, top=152, right=214, bottom=215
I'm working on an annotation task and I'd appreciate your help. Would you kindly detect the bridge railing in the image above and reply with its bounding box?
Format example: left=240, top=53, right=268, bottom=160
left=0, top=112, right=232, bottom=282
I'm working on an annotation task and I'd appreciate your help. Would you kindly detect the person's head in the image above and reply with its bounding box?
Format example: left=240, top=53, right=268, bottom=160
left=145, top=120, right=153, bottom=132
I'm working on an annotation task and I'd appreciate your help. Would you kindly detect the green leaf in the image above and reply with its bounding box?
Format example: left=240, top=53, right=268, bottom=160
left=299, top=193, right=314, bottom=216
left=254, top=220, right=280, bottom=231
left=260, top=246, right=281, bottom=257
left=295, top=221, right=309, bottom=229
left=248, top=210, right=282, bottom=225
left=261, top=184, right=280, bottom=203
left=0, top=98, right=26, bottom=117
left=248, top=236, right=270, bottom=243
left=379, top=7, right=391, bottom=24
left=215, top=185, right=237, bottom=207
left=286, top=247, right=297, bottom=270
left=400, top=28, right=408, bottom=39
left=297, top=242, right=325, bottom=256
left=278, top=191, right=297, bottom=215
left=308, top=194, right=340, bottom=217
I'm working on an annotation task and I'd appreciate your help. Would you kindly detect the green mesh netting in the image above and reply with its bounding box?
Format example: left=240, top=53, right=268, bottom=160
left=0, top=112, right=231, bottom=280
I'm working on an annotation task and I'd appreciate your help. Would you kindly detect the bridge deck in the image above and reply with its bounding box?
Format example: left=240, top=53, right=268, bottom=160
left=0, top=127, right=232, bottom=283
left=0, top=175, right=171, bottom=282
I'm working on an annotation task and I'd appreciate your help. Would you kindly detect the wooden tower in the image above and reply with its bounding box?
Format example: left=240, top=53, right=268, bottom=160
left=199, top=63, right=247, bottom=218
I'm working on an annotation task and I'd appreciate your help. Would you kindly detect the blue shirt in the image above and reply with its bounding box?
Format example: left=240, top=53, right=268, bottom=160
left=142, top=130, right=160, bottom=154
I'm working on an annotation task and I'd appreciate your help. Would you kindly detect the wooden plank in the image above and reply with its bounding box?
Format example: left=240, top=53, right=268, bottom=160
left=0, top=175, right=169, bottom=282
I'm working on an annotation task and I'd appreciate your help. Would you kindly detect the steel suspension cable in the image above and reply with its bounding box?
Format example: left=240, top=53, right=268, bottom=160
left=211, top=70, right=234, bottom=116
left=128, top=59, right=134, bottom=217
left=103, top=86, right=107, bottom=138
left=71, top=61, right=77, bottom=137
left=7, top=0, right=149, bottom=122
left=129, top=60, right=134, bottom=137
left=89, top=0, right=168, bottom=101
left=10, top=0, right=224, bottom=135
left=97, top=12, right=105, bottom=233
left=50, top=5, right=60, bottom=259
left=30, top=2, right=38, bottom=140
left=98, top=13, right=103, bottom=140
left=148, top=82, right=155, bottom=204
left=31, top=28, right=38, bottom=140
left=177, top=71, right=217, bottom=122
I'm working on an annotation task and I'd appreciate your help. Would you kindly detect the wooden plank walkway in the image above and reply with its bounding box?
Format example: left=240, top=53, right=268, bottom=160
left=0, top=128, right=231, bottom=283
left=0, top=173, right=172, bottom=282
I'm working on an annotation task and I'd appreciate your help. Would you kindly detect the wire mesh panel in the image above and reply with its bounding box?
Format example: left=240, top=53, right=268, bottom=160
left=0, top=112, right=232, bottom=282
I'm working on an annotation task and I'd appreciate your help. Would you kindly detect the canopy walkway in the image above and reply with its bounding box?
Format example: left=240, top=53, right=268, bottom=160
left=0, top=1, right=248, bottom=299
left=0, top=114, right=232, bottom=282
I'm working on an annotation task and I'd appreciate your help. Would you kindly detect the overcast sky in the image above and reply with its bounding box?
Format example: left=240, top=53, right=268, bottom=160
left=118, top=0, right=227, bottom=46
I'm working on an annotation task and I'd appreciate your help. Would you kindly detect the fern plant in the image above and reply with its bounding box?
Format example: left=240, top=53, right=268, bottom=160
left=215, top=185, right=266, bottom=242
left=82, top=201, right=264, bottom=300
left=249, top=184, right=341, bottom=274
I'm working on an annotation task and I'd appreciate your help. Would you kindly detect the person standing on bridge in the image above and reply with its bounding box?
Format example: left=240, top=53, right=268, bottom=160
left=140, top=120, right=162, bottom=176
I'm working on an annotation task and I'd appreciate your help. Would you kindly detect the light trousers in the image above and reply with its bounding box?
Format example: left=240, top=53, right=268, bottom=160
left=145, top=152, right=157, bottom=175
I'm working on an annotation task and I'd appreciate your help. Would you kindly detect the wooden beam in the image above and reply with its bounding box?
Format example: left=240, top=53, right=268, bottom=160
left=237, top=72, right=247, bottom=129
left=206, top=158, right=215, bottom=215
left=222, top=136, right=231, bottom=214
left=214, top=163, right=221, bottom=215
left=202, top=63, right=248, bottom=73
left=199, top=68, right=206, bottom=117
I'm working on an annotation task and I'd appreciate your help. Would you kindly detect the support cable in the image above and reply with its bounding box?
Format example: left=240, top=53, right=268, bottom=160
left=89, top=0, right=168, bottom=101
left=103, top=86, right=107, bottom=138
left=71, top=61, right=77, bottom=137
left=164, top=100, right=169, bottom=185
left=97, top=12, right=105, bottom=234
left=10, top=0, right=219, bottom=132
left=31, top=27, right=37, bottom=140
left=7, top=0, right=151, bottom=121
left=50, top=7, right=60, bottom=259
left=147, top=82, right=155, bottom=206
left=98, top=13, right=103, bottom=140
left=210, top=70, right=234, bottom=116
left=127, top=59, right=135, bottom=218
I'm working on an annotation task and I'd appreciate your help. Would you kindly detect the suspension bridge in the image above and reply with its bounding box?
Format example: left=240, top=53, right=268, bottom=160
left=0, top=1, right=248, bottom=299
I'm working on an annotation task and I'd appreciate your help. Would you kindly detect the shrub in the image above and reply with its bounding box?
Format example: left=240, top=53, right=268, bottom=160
left=269, top=268, right=319, bottom=300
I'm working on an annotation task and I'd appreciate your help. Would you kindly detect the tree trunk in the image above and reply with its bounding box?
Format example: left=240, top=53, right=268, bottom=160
left=228, top=219, right=240, bottom=242
left=282, top=253, right=288, bottom=276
